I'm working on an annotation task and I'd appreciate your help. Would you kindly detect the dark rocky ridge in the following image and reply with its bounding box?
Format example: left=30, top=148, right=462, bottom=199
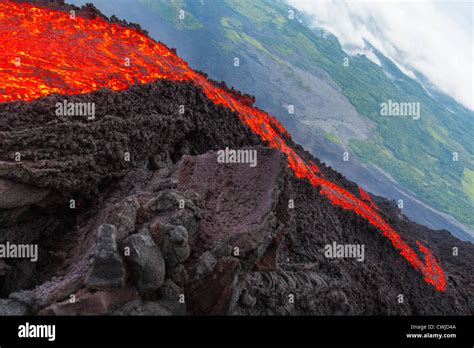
left=0, top=79, right=472, bottom=315
left=0, top=0, right=472, bottom=315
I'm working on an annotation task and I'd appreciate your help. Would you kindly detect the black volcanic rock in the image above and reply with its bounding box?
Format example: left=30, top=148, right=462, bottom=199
left=85, top=224, right=126, bottom=290
left=123, top=233, right=165, bottom=295
left=0, top=299, right=29, bottom=315
left=0, top=76, right=472, bottom=316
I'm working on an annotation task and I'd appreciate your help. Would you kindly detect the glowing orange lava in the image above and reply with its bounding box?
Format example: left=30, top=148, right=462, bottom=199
left=0, top=0, right=445, bottom=291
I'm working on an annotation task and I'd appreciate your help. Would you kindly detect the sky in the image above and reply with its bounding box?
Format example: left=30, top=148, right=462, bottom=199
left=287, top=0, right=474, bottom=110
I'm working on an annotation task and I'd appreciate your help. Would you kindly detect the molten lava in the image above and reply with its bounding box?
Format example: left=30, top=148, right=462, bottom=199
left=0, top=0, right=445, bottom=291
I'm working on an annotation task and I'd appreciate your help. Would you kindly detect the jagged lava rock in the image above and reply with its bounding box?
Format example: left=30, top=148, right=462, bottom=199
left=123, top=233, right=165, bottom=295
left=85, top=224, right=126, bottom=290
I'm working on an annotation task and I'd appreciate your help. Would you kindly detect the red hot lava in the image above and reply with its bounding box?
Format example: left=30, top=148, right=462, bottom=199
left=0, top=0, right=446, bottom=291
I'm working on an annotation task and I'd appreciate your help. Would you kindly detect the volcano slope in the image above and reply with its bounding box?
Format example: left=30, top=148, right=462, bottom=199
left=0, top=0, right=473, bottom=315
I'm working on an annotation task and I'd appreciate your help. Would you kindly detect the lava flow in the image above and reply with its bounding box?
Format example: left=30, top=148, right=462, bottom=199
left=0, top=0, right=446, bottom=291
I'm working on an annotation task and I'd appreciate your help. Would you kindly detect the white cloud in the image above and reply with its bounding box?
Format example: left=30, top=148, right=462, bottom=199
left=287, top=0, right=474, bottom=110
